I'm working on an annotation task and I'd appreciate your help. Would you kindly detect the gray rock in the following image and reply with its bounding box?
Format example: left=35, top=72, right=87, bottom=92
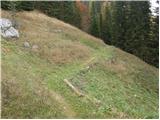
left=0, top=18, right=19, bottom=38
left=0, top=18, right=12, bottom=31
left=1, top=27, right=19, bottom=38
left=24, top=42, right=30, bottom=48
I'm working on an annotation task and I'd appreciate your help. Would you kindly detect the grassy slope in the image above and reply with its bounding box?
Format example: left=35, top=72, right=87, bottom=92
left=1, top=10, right=159, bottom=119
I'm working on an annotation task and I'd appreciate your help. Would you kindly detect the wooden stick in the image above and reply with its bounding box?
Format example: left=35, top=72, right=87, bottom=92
left=64, top=79, right=101, bottom=106
left=64, top=79, right=84, bottom=97
left=82, top=57, right=95, bottom=66
left=85, top=95, right=101, bottom=106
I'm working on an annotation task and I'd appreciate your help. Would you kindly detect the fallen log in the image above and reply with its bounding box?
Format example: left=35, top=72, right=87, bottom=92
left=64, top=79, right=101, bottom=106
left=85, top=95, right=101, bottom=107
left=64, top=79, right=85, bottom=97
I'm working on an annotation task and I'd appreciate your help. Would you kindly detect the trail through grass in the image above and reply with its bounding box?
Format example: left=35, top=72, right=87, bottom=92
left=1, top=10, right=159, bottom=119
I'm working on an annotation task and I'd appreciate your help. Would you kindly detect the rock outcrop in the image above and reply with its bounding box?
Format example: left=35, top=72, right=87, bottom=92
left=0, top=18, right=19, bottom=38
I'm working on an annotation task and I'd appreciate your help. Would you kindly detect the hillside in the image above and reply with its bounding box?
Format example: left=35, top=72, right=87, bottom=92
left=1, top=10, right=159, bottom=119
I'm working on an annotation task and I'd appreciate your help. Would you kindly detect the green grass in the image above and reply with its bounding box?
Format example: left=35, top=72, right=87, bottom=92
left=71, top=65, right=158, bottom=118
left=1, top=11, right=159, bottom=119
left=2, top=39, right=158, bottom=118
left=2, top=40, right=67, bottom=118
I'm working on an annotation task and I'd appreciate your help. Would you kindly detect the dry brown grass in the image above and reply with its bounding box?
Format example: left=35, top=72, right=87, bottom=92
left=1, top=70, right=75, bottom=118
left=1, top=10, right=105, bottom=43
left=51, top=44, right=90, bottom=64
left=39, top=41, right=91, bottom=64
left=114, top=47, right=158, bottom=75
left=110, top=107, right=129, bottom=119
left=1, top=10, right=93, bottom=64
left=1, top=10, right=159, bottom=119
left=104, top=59, right=126, bottom=74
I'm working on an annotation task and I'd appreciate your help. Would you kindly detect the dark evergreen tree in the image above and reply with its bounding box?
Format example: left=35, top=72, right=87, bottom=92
left=1, top=1, right=158, bottom=67
left=89, top=1, right=100, bottom=37
left=60, top=2, right=81, bottom=28
left=1, top=1, right=34, bottom=11
left=110, top=1, right=127, bottom=49
left=70, top=2, right=81, bottom=28
left=18, top=1, right=35, bottom=11
left=100, top=1, right=157, bottom=67
left=101, top=2, right=112, bottom=44
left=35, top=1, right=81, bottom=28
left=147, top=0, right=159, bottom=67
left=124, top=1, right=151, bottom=61
left=1, top=1, right=11, bottom=10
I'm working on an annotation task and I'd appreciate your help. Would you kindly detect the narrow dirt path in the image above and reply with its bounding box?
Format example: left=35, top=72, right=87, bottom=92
left=40, top=57, right=97, bottom=118
left=51, top=57, right=96, bottom=117
left=33, top=77, right=76, bottom=118
left=63, top=56, right=101, bottom=106
left=47, top=89, right=76, bottom=118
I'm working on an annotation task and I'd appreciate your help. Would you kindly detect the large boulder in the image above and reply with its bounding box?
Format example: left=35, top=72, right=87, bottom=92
left=1, top=26, right=19, bottom=38
left=0, top=18, right=12, bottom=31
left=0, top=18, right=19, bottom=38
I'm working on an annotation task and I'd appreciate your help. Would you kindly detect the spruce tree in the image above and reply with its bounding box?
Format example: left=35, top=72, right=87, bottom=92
left=147, top=0, right=159, bottom=67
left=18, top=1, right=35, bottom=11
left=101, top=2, right=112, bottom=44
left=110, top=1, right=127, bottom=49
left=89, top=1, right=100, bottom=37
left=124, top=1, right=151, bottom=60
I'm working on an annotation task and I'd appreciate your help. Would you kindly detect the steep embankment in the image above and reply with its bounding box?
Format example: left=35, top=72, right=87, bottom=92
left=1, top=10, right=159, bottom=119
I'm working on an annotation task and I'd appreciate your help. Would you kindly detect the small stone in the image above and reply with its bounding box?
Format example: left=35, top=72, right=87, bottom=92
left=86, top=66, right=90, bottom=69
left=24, top=42, right=30, bottom=48
left=32, top=44, right=38, bottom=49
left=93, top=111, right=96, bottom=114
left=96, top=100, right=101, bottom=104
